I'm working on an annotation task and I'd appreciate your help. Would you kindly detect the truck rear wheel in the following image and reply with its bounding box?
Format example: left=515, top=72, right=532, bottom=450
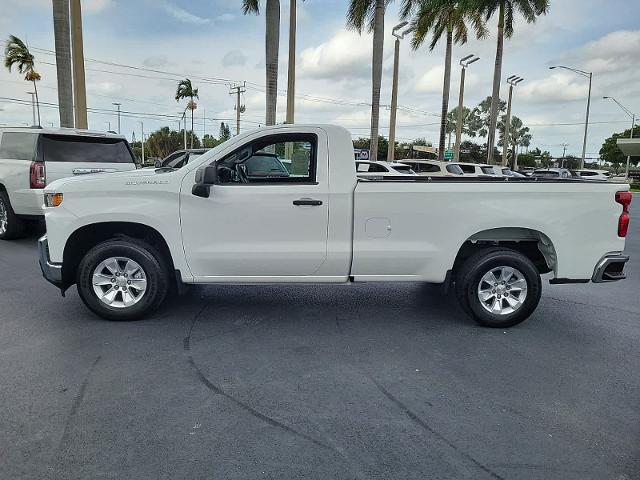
left=0, top=191, right=26, bottom=240
left=76, top=238, right=169, bottom=321
left=455, top=247, right=542, bottom=328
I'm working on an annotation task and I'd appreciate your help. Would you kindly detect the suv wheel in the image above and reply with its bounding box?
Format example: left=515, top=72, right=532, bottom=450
left=0, top=191, right=26, bottom=240
left=76, top=238, right=169, bottom=321
left=455, top=247, right=542, bottom=328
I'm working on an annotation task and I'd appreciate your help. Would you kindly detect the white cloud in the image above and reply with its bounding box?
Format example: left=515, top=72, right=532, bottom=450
left=142, top=55, right=170, bottom=68
left=161, top=2, right=210, bottom=25
left=222, top=50, right=248, bottom=67
left=83, top=0, right=113, bottom=14
left=415, top=66, right=444, bottom=94
left=216, top=13, right=235, bottom=22
left=298, top=30, right=373, bottom=81
left=520, top=73, right=589, bottom=103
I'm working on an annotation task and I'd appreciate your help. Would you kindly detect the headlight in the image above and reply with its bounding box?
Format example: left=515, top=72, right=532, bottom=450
left=45, top=193, right=64, bottom=207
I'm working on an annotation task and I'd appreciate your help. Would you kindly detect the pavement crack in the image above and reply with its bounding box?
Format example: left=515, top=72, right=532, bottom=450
left=183, top=297, right=337, bottom=454
left=55, top=355, right=102, bottom=458
left=370, top=376, right=505, bottom=480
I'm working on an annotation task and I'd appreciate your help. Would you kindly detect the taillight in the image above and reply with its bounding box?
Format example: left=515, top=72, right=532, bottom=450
left=30, top=161, right=46, bottom=189
left=615, top=191, right=632, bottom=238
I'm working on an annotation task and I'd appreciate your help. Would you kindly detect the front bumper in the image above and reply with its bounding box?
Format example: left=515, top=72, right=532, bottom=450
left=38, top=235, right=63, bottom=287
left=592, top=253, right=629, bottom=283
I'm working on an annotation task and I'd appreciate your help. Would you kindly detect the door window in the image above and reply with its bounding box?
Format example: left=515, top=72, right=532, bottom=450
left=217, top=134, right=316, bottom=184
left=41, top=135, right=134, bottom=163
left=0, top=132, right=38, bottom=160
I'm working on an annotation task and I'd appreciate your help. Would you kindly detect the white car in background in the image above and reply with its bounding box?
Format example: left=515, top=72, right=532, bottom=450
left=355, top=160, right=416, bottom=177
left=399, top=160, right=463, bottom=177
left=450, top=162, right=504, bottom=177
left=574, top=169, right=610, bottom=181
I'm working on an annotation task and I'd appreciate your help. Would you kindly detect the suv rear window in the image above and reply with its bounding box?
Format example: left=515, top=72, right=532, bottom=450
left=446, top=164, right=464, bottom=175
left=40, top=135, right=134, bottom=163
left=0, top=132, right=38, bottom=160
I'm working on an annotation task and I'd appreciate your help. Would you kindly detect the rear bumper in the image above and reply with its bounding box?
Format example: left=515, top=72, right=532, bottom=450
left=592, top=254, right=629, bottom=283
left=38, top=235, right=63, bottom=287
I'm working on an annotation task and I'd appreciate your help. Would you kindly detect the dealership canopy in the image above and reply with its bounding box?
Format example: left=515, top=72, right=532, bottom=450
left=617, top=138, right=640, bottom=156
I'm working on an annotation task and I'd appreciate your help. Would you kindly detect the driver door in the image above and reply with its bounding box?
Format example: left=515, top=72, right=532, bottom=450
left=180, top=131, right=329, bottom=279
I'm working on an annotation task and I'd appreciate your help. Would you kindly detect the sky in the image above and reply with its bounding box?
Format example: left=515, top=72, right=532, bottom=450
left=1, top=0, right=639, bottom=159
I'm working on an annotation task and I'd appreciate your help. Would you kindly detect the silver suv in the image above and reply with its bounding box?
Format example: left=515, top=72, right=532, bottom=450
left=0, top=127, right=136, bottom=240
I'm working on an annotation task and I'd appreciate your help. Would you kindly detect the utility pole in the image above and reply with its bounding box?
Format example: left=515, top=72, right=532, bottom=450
left=112, top=103, right=121, bottom=133
left=454, top=54, right=479, bottom=161
left=603, top=96, right=636, bottom=179
left=286, top=0, right=296, bottom=124
left=561, top=143, right=568, bottom=168
left=140, top=121, right=145, bottom=165
left=203, top=107, right=206, bottom=146
left=70, top=0, right=88, bottom=129
left=387, top=22, right=411, bottom=162
left=105, top=121, right=110, bottom=131
left=230, top=83, right=246, bottom=135
left=501, top=76, right=524, bottom=167
left=27, top=92, right=36, bottom=126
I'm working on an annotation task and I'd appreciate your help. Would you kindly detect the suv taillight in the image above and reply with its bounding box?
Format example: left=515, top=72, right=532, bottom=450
left=615, top=191, right=632, bottom=237
left=30, top=161, right=46, bottom=189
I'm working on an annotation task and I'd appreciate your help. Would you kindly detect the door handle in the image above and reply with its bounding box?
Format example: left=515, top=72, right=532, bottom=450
left=293, top=198, right=323, bottom=206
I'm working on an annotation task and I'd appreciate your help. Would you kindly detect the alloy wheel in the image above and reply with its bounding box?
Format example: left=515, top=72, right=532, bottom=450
left=92, top=257, right=148, bottom=308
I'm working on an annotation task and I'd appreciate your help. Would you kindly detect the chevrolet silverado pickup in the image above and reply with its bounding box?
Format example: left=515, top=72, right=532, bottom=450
left=38, top=125, right=632, bottom=328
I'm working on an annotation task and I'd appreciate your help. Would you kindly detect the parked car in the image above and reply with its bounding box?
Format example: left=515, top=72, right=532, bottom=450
left=449, top=162, right=503, bottom=177
left=400, top=159, right=463, bottom=176
left=155, top=148, right=209, bottom=169
left=532, top=168, right=574, bottom=179
left=573, top=169, right=610, bottom=181
left=355, top=160, right=416, bottom=177
left=0, top=127, right=136, bottom=240
left=38, top=124, right=632, bottom=328
left=502, top=168, right=526, bottom=177
left=520, top=167, right=536, bottom=176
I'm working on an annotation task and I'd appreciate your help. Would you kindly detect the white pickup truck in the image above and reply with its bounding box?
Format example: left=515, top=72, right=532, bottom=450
left=38, top=125, right=632, bottom=328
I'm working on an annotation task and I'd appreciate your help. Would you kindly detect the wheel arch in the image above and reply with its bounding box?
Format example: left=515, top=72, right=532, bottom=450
left=61, top=221, right=176, bottom=289
left=452, top=227, right=557, bottom=277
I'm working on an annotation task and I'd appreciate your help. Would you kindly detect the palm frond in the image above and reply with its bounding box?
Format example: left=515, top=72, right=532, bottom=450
left=242, top=0, right=260, bottom=14
left=4, top=34, right=34, bottom=73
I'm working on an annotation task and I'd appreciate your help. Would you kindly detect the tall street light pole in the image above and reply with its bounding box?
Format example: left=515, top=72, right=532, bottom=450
left=454, top=54, right=479, bottom=162
left=603, top=96, right=636, bottom=179
left=140, top=121, right=145, bottom=166
left=501, top=75, right=524, bottom=167
left=549, top=65, right=592, bottom=169
left=112, top=102, right=121, bottom=134
left=387, top=21, right=412, bottom=162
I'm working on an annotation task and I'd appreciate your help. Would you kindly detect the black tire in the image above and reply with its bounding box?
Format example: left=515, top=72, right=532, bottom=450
left=455, top=247, right=542, bottom=328
left=76, top=238, right=169, bottom=321
left=0, top=191, right=27, bottom=240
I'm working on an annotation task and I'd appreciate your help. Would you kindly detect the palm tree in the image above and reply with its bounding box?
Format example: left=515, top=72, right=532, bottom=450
left=408, top=0, right=486, bottom=161
left=479, top=0, right=549, bottom=164
left=4, top=35, right=42, bottom=126
left=347, top=1, right=422, bottom=160
left=347, top=0, right=386, bottom=160
left=175, top=79, right=199, bottom=148
left=52, top=0, right=74, bottom=127
left=243, top=0, right=280, bottom=126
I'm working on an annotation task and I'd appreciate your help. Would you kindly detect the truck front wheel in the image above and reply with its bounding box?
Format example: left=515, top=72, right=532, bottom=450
left=76, top=238, right=169, bottom=321
left=455, top=248, right=542, bottom=328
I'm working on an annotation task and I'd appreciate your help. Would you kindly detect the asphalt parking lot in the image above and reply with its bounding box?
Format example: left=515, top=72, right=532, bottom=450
left=1, top=204, right=639, bottom=480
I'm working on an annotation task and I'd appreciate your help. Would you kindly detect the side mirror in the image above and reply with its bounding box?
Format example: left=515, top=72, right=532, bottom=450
left=154, top=159, right=162, bottom=168
left=192, top=164, right=218, bottom=198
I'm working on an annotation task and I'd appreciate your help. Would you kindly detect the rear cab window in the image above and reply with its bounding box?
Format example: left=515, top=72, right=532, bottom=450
left=40, top=134, right=135, bottom=164
left=481, top=166, right=495, bottom=175
left=0, top=132, right=38, bottom=160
